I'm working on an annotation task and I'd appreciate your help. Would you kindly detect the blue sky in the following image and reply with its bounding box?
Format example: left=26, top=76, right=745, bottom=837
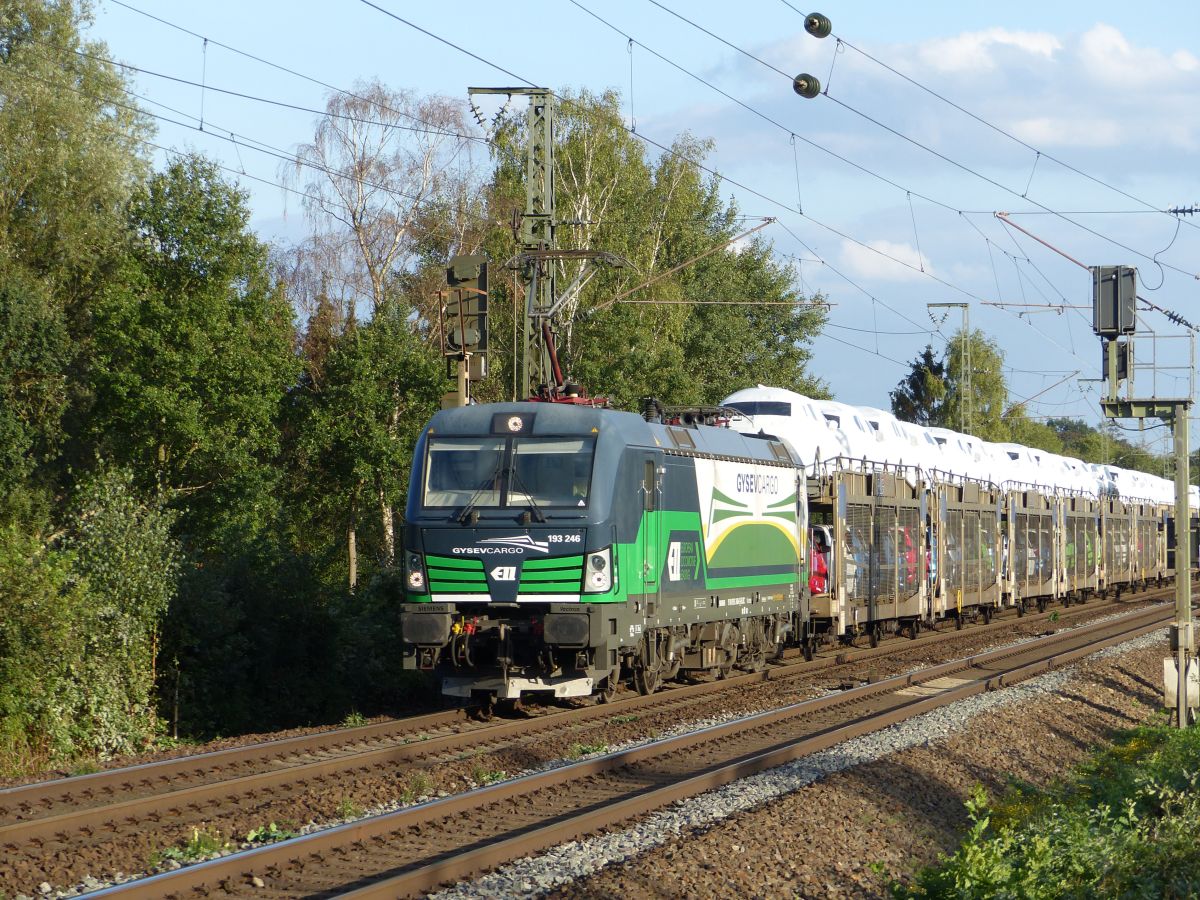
left=88, top=1, right=1200, bottom=450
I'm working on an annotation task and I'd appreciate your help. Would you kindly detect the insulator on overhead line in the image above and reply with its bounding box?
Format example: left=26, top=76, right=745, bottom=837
left=804, top=12, right=832, bottom=38
left=793, top=73, right=821, bottom=99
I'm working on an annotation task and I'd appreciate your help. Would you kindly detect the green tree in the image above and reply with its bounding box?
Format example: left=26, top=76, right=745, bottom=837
left=0, top=0, right=148, bottom=296
left=0, top=262, right=70, bottom=521
left=1005, top=412, right=1064, bottom=454
left=85, top=154, right=298, bottom=548
left=0, top=0, right=150, bottom=519
left=890, top=345, right=947, bottom=426
left=0, top=526, right=86, bottom=766
left=942, top=328, right=1009, bottom=442
left=287, top=302, right=442, bottom=591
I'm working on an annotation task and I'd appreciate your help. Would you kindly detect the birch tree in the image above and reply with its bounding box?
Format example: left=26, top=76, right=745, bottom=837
left=284, top=81, right=479, bottom=576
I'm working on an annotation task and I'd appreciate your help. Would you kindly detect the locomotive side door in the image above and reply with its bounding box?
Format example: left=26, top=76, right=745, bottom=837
left=640, top=455, right=662, bottom=606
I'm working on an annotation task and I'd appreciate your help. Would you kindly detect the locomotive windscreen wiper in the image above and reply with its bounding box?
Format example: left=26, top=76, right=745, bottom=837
left=457, top=454, right=505, bottom=525
left=505, top=461, right=547, bottom=523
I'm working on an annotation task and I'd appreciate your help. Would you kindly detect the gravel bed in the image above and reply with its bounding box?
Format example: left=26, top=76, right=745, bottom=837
left=430, top=628, right=1171, bottom=900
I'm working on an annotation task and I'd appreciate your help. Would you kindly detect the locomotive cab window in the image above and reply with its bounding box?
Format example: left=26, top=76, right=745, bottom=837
left=509, top=437, right=595, bottom=507
left=422, top=436, right=596, bottom=509
left=423, top=437, right=505, bottom=507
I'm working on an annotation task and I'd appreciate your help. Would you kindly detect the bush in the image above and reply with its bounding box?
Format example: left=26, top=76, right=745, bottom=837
left=897, top=724, right=1200, bottom=898
left=65, top=467, right=178, bottom=754
left=0, top=526, right=88, bottom=769
left=0, top=468, right=178, bottom=772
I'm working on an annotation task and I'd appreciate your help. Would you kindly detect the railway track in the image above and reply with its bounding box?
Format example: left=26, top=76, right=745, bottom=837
left=0, top=586, right=1176, bottom=894
left=83, top=598, right=1174, bottom=898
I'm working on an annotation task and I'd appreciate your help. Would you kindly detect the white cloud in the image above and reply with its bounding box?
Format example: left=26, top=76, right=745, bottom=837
left=840, top=239, right=932, bottom=282
left=1078, top=23, right=1200, bottom=87
left=917, top=27, right=1061, bottom=73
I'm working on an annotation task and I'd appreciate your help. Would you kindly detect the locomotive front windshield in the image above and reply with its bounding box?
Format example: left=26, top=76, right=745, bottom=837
left=423, top=436, right=596, bottom=509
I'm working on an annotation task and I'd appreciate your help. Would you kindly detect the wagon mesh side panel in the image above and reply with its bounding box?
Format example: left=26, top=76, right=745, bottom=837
left=963, top=510, right=981, bottom=597
left=846, top=503, right=873, bottom=603
left=1015, top=512, right=1031, bottom=592
left=872, top=506, right=895, bottom=605
left=899, top=506, right=921, bottom=599
left=980, top=512, right=997, bottom=588
left=946, top=509, right=964, bottom=601
left=1037, top=514, right=1053, bottom=589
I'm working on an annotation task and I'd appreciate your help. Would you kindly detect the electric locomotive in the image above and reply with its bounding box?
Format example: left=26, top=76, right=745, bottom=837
left=399, top=401, right=810, bottom=703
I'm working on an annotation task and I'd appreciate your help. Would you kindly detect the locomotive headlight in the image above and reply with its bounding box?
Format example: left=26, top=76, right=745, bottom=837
left=405, top=552, right=427, bottom=593
left=583, top=547, right=613, bottom=593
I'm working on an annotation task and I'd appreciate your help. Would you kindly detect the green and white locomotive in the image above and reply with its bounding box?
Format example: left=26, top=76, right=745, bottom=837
left=400, top=402, right=810, bottom=703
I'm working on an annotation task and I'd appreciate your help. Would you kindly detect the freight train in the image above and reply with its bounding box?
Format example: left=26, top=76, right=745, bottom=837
left=400, top=387, right=1199, bottom=704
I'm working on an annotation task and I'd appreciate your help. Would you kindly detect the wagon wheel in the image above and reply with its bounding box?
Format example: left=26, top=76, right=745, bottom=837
left=634, top=664, right=661, bottom=695
left=868, top=626, right=880, bottom=648
left=955, top=613, right=964, bottom=630
left=1037, top=598, right=1047, bottom=614
left=802, top=641, right=815, bottom=661
left=909, top=619, right=922, bottom=640
left=982, top=606, right=993, bottom=625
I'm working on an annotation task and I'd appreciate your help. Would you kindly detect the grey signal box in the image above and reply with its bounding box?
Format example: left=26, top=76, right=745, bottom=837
left=445, top=254, right=488, bottom=353
left=1092, top=265, right=1136, bottom=337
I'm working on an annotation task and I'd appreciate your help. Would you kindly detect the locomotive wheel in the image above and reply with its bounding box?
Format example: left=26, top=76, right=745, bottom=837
left=596, top=667, right=621, bottom=704
left=634, top=665, right=660, bottom=695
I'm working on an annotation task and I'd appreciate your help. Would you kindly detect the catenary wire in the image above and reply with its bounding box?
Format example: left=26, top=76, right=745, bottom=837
left=355, top=0, right=996, bottom=312
left=106, top=0, right=481, bottom=143
left=813, top=31, right=1200, bottom=234
left=648, top=0, right=1199, bottom=280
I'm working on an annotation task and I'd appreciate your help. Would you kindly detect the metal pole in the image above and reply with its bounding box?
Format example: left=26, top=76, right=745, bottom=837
left=964, top=304, right=972, bottom=435
left=1174, top=403, right=1193, bottom=726
left=457, top=355, right=470, bottom=408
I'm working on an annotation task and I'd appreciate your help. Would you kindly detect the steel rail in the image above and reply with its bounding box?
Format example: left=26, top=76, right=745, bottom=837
left=88, top=602, right=1174, bottom=899
left=0, top=709, right=471, bottom=821
left=0, top=586, right=1172, bottom=854
left=2, top=589, right=1169, bottom=853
